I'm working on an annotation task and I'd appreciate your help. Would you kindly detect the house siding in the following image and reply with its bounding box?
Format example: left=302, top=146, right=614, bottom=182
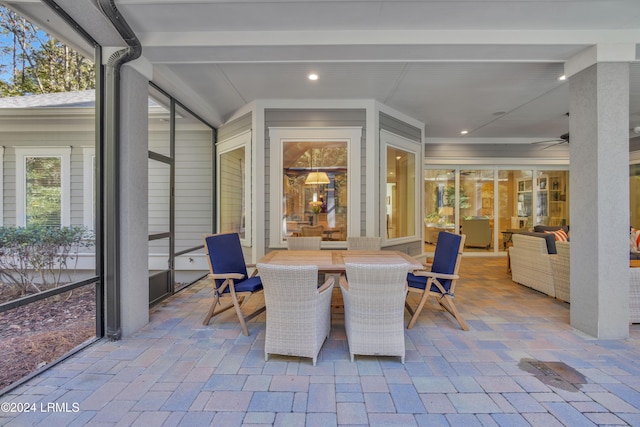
left=0, top=132, right=95, bottom=227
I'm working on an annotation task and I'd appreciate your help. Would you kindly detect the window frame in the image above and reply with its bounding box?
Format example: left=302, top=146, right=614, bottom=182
left=217, top=130, right=252, bottom=246
left=15, top=146, right=71, bottom=227
left=83, top=147, right=95, bottom=230
left=380, top=130, right=422, bottom=245
left=269, top=127, right=362, bottom=248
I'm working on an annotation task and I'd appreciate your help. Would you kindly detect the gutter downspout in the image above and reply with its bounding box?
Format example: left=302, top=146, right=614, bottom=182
left=97, top=0, right=142, bottom=340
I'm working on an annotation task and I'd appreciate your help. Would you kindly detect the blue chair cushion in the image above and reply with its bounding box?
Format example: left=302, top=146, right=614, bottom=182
left=225, top=276, right=263, bottom=293
left=406, top=272, right=451, bottom=295
left=205, top=233, right=251, bottom=287
left=407, top=231, right=461, bottom=295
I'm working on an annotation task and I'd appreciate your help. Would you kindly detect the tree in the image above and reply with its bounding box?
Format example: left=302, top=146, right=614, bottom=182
left=0, top=6, right=95, bottom=96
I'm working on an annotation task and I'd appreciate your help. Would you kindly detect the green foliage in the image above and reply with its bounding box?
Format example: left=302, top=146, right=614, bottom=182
left=0, top=225, right=94, bottom=294
left=0, top=6, right=95, bottom=96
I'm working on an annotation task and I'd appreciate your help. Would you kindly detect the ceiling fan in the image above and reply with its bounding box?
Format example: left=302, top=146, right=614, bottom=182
left=531, top=132, right=570, bottom=149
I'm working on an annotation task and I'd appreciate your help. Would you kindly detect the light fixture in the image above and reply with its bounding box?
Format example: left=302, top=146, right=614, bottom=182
left=308, top=73, right=318, bottom=81
left=305, top=171, right=330, bottom=185
left=305, top=148, right=330, bottom=185
left=558, top=75, right=566, bottom=81
left=460, top=130, right=468, bottom=135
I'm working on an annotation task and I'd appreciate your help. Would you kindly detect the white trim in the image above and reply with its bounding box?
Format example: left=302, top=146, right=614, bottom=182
left=217, top=130, right=252, bottom=246
left=380, top=130, right=422, bottom=246
left=15, top=147, right=71, bottom=227
left=268, top=126, right=362, bottom=248
left=82, top=147, right=95, bottom=229
left=426, top=157, right=569, bottom=166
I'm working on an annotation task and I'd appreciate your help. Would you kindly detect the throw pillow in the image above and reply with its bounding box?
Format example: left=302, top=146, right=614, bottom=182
left=632, top=228, right=640, bottom=253
left=545, top=229, right=568, bottom=242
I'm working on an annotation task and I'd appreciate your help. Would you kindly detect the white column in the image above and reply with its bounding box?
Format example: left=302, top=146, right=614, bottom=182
left=119, top=65, right=150, bottom=337
left=569, top=61, right=630, bottom=338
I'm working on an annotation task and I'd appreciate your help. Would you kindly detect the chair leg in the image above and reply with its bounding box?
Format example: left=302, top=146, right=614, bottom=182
left=229, top=285, right=250, bottom=336
left=202, top=292, right=223, bottom=325
left=438, top=295, right=469, bottom=331
left=406, top=291, right=430, bottom=329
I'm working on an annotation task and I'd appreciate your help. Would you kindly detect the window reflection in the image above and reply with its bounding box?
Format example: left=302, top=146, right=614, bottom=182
left=283, top=141, right=348, bottom=241
left=386, top=147, right=416, bottom=239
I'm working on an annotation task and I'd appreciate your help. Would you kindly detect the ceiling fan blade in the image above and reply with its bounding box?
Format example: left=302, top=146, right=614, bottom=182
left=532, top=139, right=563, bottom=145
left=540, top=140, right=567, bottom=150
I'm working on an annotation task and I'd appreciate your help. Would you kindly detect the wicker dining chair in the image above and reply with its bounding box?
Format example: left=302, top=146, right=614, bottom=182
left=300, top=224, right=324, bottom=237
left=287, top=236, right=322, bottom=250
left=256, top=263, right=334, bottom=366
left=346, top=236, right=382, bottom=250
left=340, top=263, right=408, bottom=363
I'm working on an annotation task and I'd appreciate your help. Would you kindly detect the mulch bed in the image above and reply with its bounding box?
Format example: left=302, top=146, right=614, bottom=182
left=0, top=285, right=96, bottom=390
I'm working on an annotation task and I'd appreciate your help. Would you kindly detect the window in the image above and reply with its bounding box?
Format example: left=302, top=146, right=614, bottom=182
left=381, top=130, right=421, bottom=243
left=269, top=127, right=361, bottom=246
left=218, top=131, right=251, bottom=244
left=15, top=147, right=71, bottom=227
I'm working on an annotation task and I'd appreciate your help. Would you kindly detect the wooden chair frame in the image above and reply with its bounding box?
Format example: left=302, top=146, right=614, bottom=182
left=405, top=233, right=468, bottom=331
left=202, top=233, right=266, bottom=336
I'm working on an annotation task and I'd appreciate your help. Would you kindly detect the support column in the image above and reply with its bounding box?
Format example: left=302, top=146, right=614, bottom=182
left=569, top=61, right=630, bottom=338
left=118, top=65, right=150, bottom=337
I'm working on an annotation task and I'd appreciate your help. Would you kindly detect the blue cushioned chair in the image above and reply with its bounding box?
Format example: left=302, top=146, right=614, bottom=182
left=202, top=233, right=266, bottom=335
left=405, top=231, right=468, bottom=330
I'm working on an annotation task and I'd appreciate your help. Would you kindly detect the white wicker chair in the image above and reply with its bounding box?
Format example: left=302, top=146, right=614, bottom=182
left=631, top=267, right=640, bottom=323
left=340, top=263, right=408, bottom=363
left=287, top=236, right=322, bottom=250
left=347, top=236, right=382, bottom=250
left=550, top=241, right=570, bottom=302
left=509, top=234, right=555, bottom=297
left=256, top=263, right=334, bottom=366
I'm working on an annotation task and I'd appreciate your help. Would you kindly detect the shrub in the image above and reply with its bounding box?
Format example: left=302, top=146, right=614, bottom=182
left=0, top=225, right=94, bottom=295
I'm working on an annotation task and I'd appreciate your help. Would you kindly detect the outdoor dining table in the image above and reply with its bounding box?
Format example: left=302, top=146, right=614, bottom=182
left=257, top=249, right=424, bottom=273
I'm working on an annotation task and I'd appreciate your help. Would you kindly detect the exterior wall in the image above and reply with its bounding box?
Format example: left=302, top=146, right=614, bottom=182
left=1, top=132, right=94, bottom=227
left=425, top=142, right=570, bottom=159
left=264, top=108, right=367, bottom=249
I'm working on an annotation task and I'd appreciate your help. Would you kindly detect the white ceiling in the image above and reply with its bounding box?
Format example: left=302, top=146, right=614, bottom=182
left=8, top=0, right=640, bottom=142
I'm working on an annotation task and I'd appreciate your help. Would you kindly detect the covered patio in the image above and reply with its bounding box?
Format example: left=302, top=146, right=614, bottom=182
left=3, top=258, right=640, bottom=426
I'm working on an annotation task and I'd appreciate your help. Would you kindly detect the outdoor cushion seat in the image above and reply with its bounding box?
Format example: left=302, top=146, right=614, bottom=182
left=202, top=232, right=266, bottom=336
left=405, top=231, right=468, bottom=330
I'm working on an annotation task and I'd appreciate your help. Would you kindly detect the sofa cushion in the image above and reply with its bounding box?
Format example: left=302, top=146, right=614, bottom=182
left=518, top=231, right=558, bottom=254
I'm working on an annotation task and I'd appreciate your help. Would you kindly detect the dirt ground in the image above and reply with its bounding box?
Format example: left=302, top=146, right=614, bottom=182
left=0, top=285, right=96, bottom=390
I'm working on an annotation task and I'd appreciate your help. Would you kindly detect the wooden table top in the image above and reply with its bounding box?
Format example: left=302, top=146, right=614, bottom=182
left=631, top=259, right=640, bottom=268
left=257, top=250, right=424, bottom=272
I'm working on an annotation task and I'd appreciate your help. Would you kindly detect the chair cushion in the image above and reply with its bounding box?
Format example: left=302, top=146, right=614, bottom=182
left=226, top=276, right=263, bottom=293
left=406, top=272, right=451, bottom=295
left=205, top=233, right=249, bottom=287
left=407, top=231, right=461, bottom=294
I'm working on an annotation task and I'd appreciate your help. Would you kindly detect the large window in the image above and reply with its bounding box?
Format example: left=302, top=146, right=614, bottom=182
left=424, top=166, right=569, bottom=253
left=269, top=127, right=361, bottom=247
left=382, top=131, right=421, bottom=243
left=15, top=147, right=70, bottom=227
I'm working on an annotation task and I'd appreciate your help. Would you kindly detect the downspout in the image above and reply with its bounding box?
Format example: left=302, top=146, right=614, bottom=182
left=97, top=0, right=142, bottom=340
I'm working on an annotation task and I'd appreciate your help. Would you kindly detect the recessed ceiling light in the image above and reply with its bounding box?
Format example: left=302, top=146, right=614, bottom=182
left=558, top=75, right=566, bottom=81
left=460, top=130, right=468, bottom=135
left=308, top=73, right=318, bottom=81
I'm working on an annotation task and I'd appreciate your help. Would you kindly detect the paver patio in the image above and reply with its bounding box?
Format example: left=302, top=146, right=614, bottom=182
left=1, top=257, right=640, bottom=426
